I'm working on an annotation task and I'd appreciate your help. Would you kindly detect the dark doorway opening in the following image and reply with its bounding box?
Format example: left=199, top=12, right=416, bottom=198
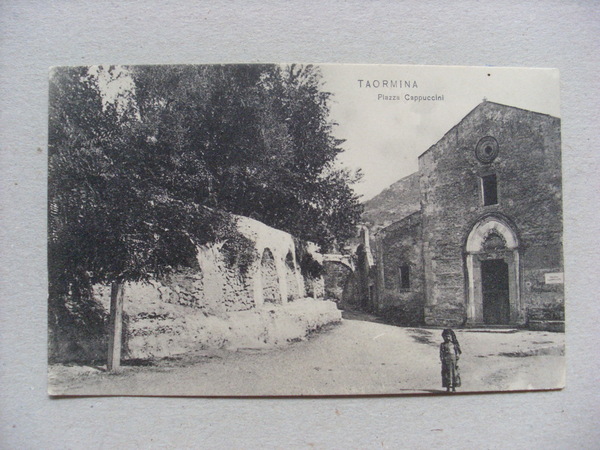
left=481, top=259, right=510, bottom=324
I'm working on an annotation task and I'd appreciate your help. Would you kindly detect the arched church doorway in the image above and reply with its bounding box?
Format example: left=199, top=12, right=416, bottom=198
left=464, top=215, right=523, bottom=326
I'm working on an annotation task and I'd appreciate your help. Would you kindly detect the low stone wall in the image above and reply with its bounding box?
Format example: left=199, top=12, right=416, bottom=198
left=49, top=212, right=336, bottom=363
left=528, top=320, right=565, bottom=332
left=92, top=214, right=324, bottom=314
left=98, top=295, right=341, bottom=359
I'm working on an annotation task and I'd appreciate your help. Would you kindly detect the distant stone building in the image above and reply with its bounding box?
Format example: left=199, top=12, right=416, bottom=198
left=359, top=101, right=563, bottom=330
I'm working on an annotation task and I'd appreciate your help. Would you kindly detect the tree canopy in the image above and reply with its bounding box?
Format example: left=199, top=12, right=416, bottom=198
left=48, top=64, right=363, bottom=299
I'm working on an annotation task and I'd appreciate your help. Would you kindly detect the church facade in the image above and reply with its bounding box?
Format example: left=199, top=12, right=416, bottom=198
left=364, top=101, right=563, bottom=330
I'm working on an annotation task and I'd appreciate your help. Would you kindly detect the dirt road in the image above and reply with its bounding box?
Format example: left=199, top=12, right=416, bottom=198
left=49, top=318, right=564, bottom=396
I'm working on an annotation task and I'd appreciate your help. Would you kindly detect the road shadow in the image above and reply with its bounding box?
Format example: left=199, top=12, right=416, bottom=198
left=341, top=309, right=386, bottom=323
left=406, top=328, right=438, bottom=346
left=342, top=310, right=439, bottom=347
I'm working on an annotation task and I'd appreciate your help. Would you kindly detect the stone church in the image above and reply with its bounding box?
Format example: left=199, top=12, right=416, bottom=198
left=355, top=101, right=563, bottom=331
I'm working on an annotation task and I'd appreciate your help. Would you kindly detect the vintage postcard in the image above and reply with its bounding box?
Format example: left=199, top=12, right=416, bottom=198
left=48, top=64, right=564, bottom=396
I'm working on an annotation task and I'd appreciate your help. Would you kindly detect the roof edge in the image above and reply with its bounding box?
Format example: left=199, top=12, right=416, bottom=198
left=417, top=101, right=560, bottom=160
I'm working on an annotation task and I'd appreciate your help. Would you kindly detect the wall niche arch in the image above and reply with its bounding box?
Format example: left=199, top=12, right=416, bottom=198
left=260, top=248, right=280, bottom=304
left=285, top=251, right=300, bottom=301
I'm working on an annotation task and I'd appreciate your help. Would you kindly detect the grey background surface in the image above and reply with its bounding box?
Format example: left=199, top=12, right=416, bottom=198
left=1, top=1, right=598, bottom=448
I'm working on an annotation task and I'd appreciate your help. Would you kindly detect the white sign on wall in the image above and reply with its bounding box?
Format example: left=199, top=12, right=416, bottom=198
left=545, top=272, right=564, bottom=284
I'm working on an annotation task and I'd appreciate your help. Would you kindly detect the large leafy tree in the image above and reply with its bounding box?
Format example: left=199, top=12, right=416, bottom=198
left=48, top=66, right=238, bottom=366
left=49, top=67, right=236, bottom=296
left=48, top=64, right=362, bottom=366
left=129, top=64, right=363, bottom=251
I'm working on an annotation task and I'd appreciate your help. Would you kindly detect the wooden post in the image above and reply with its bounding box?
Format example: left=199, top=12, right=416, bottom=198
left=375, top=239, right=385, bottom=312
left=107, top=281, right=124, bottom=372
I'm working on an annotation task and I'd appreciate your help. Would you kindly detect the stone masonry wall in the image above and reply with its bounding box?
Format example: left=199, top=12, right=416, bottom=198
left=86, top=214, right=335, bottom=361
left=418, top=102, right=563, bottom=326
left=375, top=211, right=425, bottom=325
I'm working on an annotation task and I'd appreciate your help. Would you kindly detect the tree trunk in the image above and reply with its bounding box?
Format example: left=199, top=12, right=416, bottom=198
left=107, top=281, right=124, bottom=372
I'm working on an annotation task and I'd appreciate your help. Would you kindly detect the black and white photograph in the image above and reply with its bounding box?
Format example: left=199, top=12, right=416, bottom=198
left=47, top=63, right=564, bottom=396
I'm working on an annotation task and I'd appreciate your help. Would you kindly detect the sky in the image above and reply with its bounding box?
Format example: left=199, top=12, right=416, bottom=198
left=87, top=64, right=560, bottom=202
left=318, top=64, right=560, bottom=201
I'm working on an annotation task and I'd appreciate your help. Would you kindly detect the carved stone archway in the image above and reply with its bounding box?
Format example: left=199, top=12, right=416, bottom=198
left=464, top=215, right=524, bottom=326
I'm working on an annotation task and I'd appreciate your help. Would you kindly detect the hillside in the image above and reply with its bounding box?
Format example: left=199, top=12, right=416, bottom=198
left=361, top=172, right=421, bottom=233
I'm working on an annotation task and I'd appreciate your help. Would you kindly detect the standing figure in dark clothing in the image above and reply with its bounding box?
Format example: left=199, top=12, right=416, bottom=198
left=440, top=328, right=462, bottom=392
